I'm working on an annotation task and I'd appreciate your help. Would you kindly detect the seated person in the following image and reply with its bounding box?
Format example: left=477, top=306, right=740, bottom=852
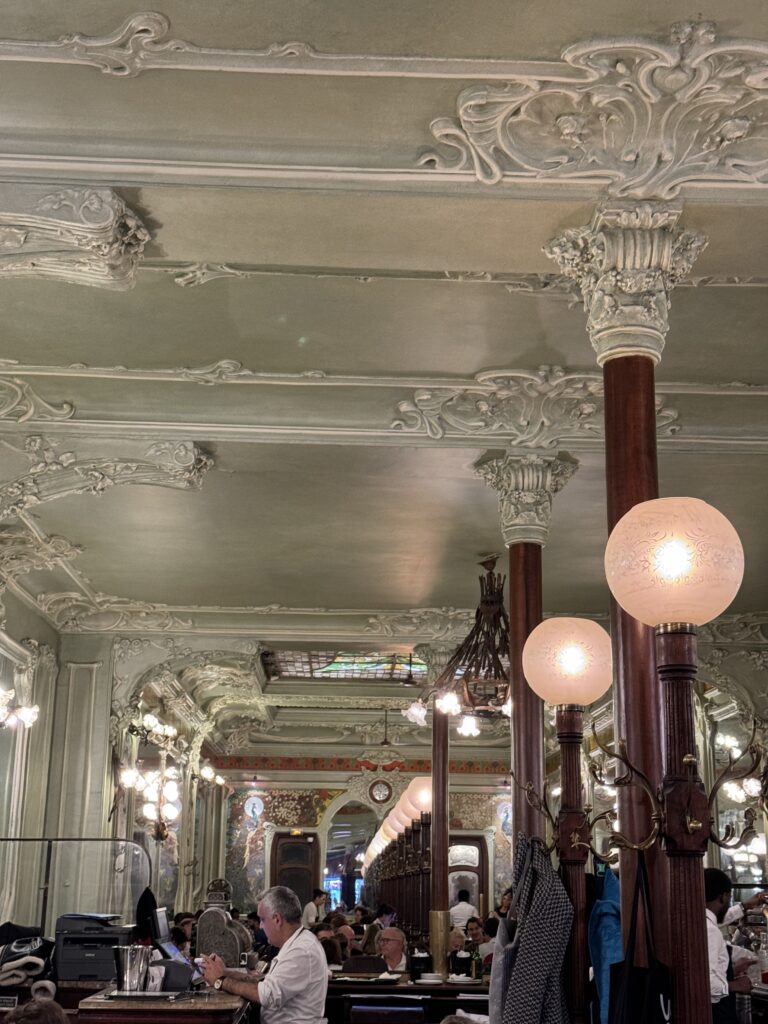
left=202, top=886, right=328, bottom=1020
left=335, top=923, right=359, bottom=955
left=479, top=917, right=498, bottom=960
left=246, top=911, right=269, bottom=950
left=170, top=926, right=191, bottom=959
left=466, top=917, right=485, bottom=949
left=449, top=929, right=466, bottom=953
left=491, top=888, right=513, bottom=919
left=361, top=904, right=397, bottom=953
left=352, top=906, right=371, bottom=936
left=319, top=935, right=344, bottom=967
left=375, top=927, right=408, bottom=972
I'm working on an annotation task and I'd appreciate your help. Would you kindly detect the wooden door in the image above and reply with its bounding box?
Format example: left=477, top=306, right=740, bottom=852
left=269, top=833, right=319, bottom=908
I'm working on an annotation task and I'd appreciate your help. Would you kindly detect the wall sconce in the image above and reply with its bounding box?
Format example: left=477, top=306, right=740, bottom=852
left=193, top=763, right=226, bottom=788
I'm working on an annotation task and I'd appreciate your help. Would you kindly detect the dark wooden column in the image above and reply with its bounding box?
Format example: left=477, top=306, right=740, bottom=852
left=604, top=355, right=669, bottom=962
left=556, top=705, right=590, bottom=1024
left=657, top=625, right=710, bottom=1023
left=509, top=542, right=544, bottom=839
left=430, top=707, right=449, bottom=910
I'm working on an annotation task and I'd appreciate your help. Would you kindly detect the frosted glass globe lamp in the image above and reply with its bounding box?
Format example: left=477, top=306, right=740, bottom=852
left=604, top=497, right=744, bottom=627
left=522, top=618, right=613, bottom=708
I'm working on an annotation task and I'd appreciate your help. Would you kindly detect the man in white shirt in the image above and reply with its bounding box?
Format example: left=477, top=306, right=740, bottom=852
left=202, top=885, right=328, bottom=1024
left=301, top=889, right=327, bottom=929
left=705, top=868, right=753, bottom=1024
left=449, top=889, right=479, bottom=931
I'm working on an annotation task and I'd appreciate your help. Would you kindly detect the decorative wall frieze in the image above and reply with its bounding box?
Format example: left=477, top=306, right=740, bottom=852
left=0, top=185, right=147, bottom=289
left=0, top=522, right=81, bottom=578
left=474, top=450, right=579, bottom=546
left=393, top=365, right=680, bottom=442
left=0, top=378, right=73, bottom=423
left=421, top=21, right=768, bottom=198
left=366, top=608, right=473, bottom=643
left=141, top=261, right=768, bottom=293
left=0, top=437, right=213, bottom=520
left=699, top=613, right=768, bottom=647
left=545, top=203, right=708, bottom=364
left=37, top=590, right=193, bottom=632
left=0, top=12, right=599, bottom=82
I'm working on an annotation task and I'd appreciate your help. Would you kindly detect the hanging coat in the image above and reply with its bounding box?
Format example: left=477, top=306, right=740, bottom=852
left=588, top=868, right=623, bottom=1024
left=500, top=835, right=573, bottom=1024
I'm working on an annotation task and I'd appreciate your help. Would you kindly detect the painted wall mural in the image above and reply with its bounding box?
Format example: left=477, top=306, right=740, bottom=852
left=449, top=792, right=514, bottom=905
left=225, top=787, right=343, bottom=909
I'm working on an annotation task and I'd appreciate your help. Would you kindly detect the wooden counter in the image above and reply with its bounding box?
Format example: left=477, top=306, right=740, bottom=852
left=78, top=989, right=248, bottom=1024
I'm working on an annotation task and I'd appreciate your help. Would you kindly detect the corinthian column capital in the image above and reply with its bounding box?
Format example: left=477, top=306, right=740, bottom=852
left=474, top=450, right=579, bottom=547
left=544, top=202, right=708, bottom=366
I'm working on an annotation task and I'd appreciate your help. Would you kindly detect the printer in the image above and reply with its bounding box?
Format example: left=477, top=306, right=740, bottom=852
left=55, top=914, right=134, bottom=981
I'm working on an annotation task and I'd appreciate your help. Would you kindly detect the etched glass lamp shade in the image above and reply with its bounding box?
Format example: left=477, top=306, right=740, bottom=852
left=604, top=497, right=744, bottom=627
left=522, top=617, right=613, bottom=706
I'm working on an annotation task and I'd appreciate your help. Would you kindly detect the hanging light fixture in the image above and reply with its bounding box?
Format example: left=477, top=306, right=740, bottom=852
left=403, top=559, right=512, bottom=735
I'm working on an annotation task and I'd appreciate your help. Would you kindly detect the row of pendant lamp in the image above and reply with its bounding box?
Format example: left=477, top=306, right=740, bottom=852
left=362, top=775, right=433, bottom=873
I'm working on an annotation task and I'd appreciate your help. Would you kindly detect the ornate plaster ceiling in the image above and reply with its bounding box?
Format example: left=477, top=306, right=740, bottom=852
left=0, top=2, right=766, bottom=765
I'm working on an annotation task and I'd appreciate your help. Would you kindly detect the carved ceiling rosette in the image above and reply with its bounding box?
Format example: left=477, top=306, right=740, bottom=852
left=420, top=22, right=768, bottom=198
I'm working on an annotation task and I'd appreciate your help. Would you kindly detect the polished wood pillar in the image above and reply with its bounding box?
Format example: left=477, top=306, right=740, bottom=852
left=657, top=625, right=710, bottom=1024
left=603, top=355, right=669, bottom=963
left=508, top=543, right=544, bottom=840
left=430, top=706, right=449, bottom=911
left=556, top=705, right=589, bottom=1024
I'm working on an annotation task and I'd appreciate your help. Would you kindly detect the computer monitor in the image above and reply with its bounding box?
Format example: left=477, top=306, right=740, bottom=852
left=151, top=907, right=172, bottom=948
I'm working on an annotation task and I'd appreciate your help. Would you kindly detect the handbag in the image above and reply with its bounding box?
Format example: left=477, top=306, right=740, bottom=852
left=608, top=851, right=672, bottom=1024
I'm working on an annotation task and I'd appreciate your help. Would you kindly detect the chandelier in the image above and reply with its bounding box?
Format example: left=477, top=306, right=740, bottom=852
left=122, top=711, right=181, bottom=841
left=121, top=748, right=180, bottom=842
left=196, top=762, right=226, bottom=788
left=0, top=687, right=39, bottom=729
left=403, top=557, right=512, bottom=737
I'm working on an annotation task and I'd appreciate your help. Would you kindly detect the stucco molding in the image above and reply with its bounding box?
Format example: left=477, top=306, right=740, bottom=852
left=0, top=522, right=82, bottom=578
left=421, top=21, right=768, bottom=198
left=0, top=438, right=214, bottom=520
left=38, top=591, right=194, bottom=633
left=699, top=613, right=768, bottom=647
left=0, top=185, right=148, bottom=290
left=544, top=203, right=707, bottom=364
left=0, top=378, right=73, bottom=423
left=393, top=365, right=680, bottom=442
left=474, top=450, right=579, bottom=546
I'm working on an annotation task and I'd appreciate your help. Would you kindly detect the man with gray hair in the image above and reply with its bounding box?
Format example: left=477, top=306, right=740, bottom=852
left=202, top=886, right=328, bottom=1023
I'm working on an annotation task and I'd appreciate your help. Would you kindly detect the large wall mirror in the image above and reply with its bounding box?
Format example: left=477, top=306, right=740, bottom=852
left=325, top=800, right=376, bottom=910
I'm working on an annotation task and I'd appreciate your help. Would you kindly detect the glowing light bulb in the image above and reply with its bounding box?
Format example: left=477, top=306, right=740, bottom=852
left=435, top=691, right=461, bottom=716
left=161, top=803, right=179, bottom=822
left=457, top=714, right=480, bottom=738
left=163, top=780, right=179, bottom=802
left=200, top=765, right=215, bottom=782
left=121, top=768, right=139, bottom=788
left=142, top=802, right=158, bottom=820
left=145, top=783, right=160, bottom=804
left=215, top=775, right=225, bottom=786
left=653, top=538, right=693, bottom=581
left=557, top=644, right=589, bottom=677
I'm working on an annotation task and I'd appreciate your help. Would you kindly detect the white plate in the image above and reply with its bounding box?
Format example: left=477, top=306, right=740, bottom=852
left=414, top=978, right=442, bottom=985
left=446, top=977, right=481, bottom=985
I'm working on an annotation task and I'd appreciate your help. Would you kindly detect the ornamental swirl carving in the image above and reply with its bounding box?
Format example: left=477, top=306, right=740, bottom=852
left=392, top=365, right=679, bottom=443
left=37, top=591, right=192, bottom=632
left=420, top=21, right=768, bottom=198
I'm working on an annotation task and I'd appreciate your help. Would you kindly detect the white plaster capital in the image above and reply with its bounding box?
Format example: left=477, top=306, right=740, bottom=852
left=544, top=202, right=707, bottom=365
left=474, top=450, right=579, bottom=546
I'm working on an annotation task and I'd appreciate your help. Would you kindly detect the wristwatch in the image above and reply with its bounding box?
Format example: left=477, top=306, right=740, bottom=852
left=213, top=978, right=224, bottom=990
